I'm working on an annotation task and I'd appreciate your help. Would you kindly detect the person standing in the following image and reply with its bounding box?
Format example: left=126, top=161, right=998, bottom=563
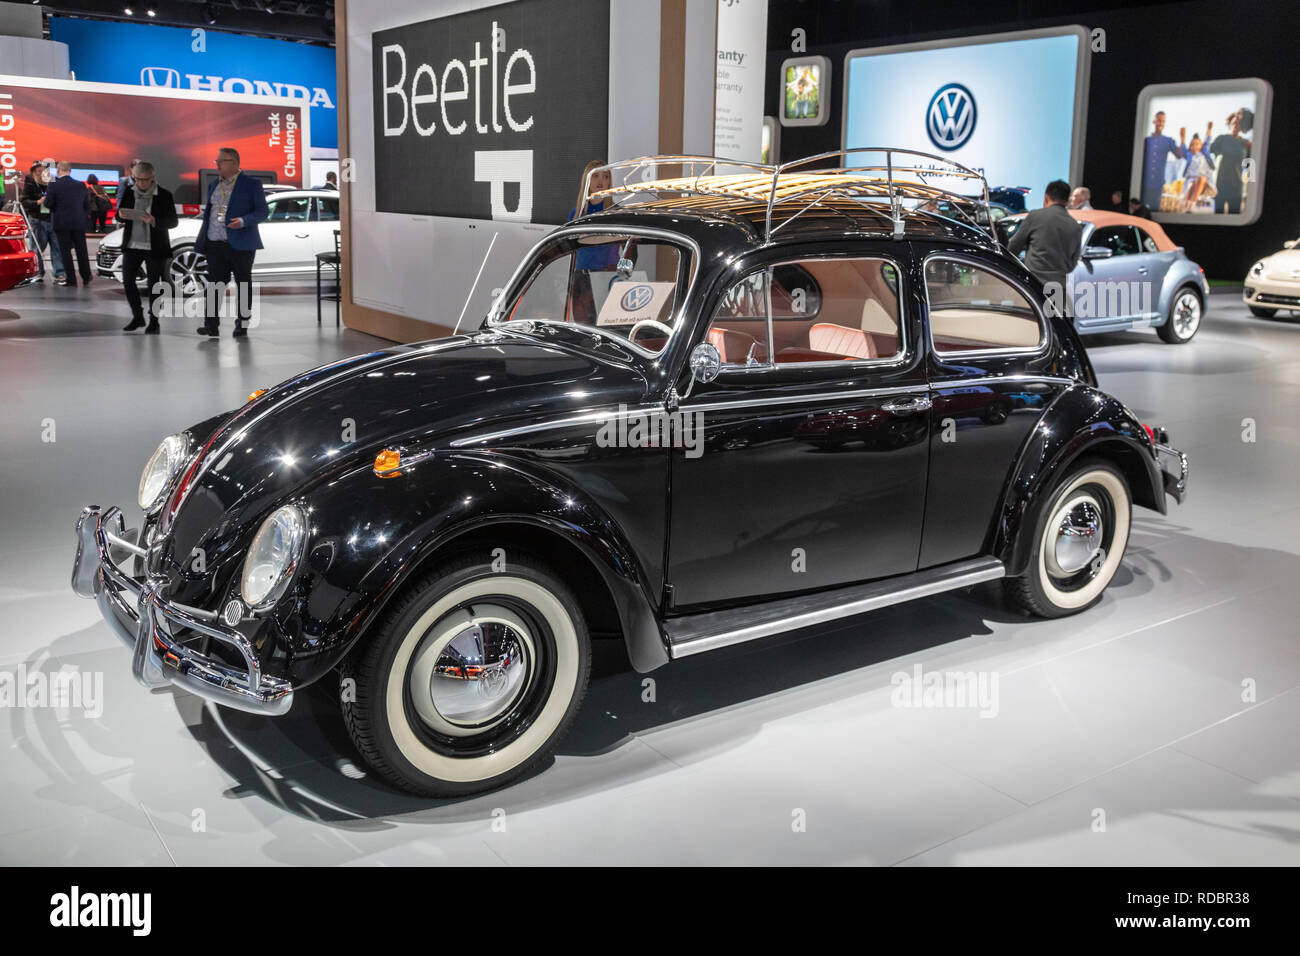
left=1128, top=198, right=1153, bottom=220
left=1067, top=186, right=1093, bottom=210
left=1209, top=108, right=1252, bottom=215
left=1007, top=180, right=1082, bottom=317
left=315, top=171, right=338, bottom=190
left=194, top=147, right=267, bottom=338
left=19, top=162, right=64, bottom=282
left=43, top=161, right=93, bottom=287
left=86, top=175, right=111, bottom=232
left=1140, top=112, right=1184, bottom=211
left=117, top=161, right=177, bottom=334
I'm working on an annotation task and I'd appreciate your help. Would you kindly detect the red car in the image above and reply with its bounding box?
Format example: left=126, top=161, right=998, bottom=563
left=0, top=212, right=39, bottom=292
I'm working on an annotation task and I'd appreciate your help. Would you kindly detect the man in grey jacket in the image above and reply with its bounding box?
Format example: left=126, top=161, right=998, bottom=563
left=1008, top=180, right=1081, bottom=317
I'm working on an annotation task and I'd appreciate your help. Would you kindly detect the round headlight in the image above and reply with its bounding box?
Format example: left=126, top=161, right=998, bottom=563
left=138, top=434, right=189, bottom=513
left=1250, top=260, right=1265, bottom=277
left=240, top=505, right=307, bottom=608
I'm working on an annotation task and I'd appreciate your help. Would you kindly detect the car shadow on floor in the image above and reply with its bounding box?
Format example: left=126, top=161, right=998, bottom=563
left=20, top=529, right=1294, bottom=833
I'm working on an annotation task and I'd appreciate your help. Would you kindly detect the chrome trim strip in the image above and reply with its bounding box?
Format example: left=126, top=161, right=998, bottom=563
left=450, top=405, right=668, bottom=448
left=681, top=383, right=925, bottom=413
left=929, top=374, right=1078, bottom=390
left=669, top=557, right=1006, bottom=658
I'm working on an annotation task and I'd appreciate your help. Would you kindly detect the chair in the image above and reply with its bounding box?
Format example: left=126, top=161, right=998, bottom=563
left=316, top=228, right=340, bottom=326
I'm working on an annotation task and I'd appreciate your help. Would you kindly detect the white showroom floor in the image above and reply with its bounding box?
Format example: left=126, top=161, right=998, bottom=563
left=1, top=277, right=1297, bottom=866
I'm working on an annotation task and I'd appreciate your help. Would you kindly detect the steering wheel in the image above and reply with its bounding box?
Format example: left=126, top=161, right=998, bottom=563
left=629, top=319, right=673, bottom=344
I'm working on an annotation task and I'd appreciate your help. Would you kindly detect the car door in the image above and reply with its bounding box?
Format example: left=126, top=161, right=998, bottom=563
left=1074, top=224, right=1145, bottom=330
left=257, top=194, right=313, bottom=274
left=919, top=251, right=1071, bottom=568
left=666, top=248, right=930, bottom=609
left=1131, top=221, right=1176, bottom=323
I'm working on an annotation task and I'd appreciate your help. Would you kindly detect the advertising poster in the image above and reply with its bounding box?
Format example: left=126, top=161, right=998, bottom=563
left=1130, top=79, right=1272, bottom=226
left=843, top=27, right=1089, bottom=203
left=0, top=75, right=308, bottom=208
left=48, top=16, right=338, bottom=151
left=371, top=0, right=609, bottom=225
left=779, top=55, right=830, bottom=127
left=714, top=0, right=769, bottom=161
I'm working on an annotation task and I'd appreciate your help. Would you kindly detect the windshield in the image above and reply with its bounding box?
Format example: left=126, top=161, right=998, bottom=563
left=495, top=232, right=688, bottom=355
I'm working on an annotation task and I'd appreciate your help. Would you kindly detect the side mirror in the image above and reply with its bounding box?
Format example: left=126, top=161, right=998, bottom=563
left=690, top=342, right=721, bottom=384
left=680, top=342, right=721, bottom=400
left=1284, top=240, right=1297, bottom=249
left=1083, top=245, right=1113, bottom=260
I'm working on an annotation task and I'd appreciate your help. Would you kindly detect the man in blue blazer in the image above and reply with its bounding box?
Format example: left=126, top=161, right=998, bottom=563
left=194, top=147, right=268, bottom=338
left=43, top=161, right=93, bottom=286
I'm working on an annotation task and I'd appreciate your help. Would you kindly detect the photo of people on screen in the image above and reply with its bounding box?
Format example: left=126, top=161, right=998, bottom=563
left=1140, top=98, right=1254, bottom=216
left=784, top=65, right=820, bottom=120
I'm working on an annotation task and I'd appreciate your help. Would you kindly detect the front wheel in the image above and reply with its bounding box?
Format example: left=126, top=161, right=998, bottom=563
left=1004, top=460, right=1132, bottom=618
left=1158, top=287, right=1202, bottom=343
left=340, top=555, right=591, bottom=797
left=1248, top=305, right=1277, bottom=318
left=168, top=244, right=208, bottom=297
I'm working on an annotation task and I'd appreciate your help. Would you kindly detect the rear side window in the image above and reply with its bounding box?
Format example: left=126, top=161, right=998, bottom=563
left=1090, top=225, right=1141, bottom=256
left=705, top=257, right=903, bottom=366
left=924, top=258, right=1042, bottom=354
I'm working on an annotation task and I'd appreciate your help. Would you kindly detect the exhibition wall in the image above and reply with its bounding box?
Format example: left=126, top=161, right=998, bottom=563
left=339, top=0, right=718, bottom=343
left=764, top=0, right=1297, bottom=278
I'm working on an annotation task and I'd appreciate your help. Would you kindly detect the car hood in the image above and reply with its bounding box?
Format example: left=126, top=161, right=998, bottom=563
left=157, top=332, right=651, bottom=566
left=1260, top=249, right=1300, bottom=274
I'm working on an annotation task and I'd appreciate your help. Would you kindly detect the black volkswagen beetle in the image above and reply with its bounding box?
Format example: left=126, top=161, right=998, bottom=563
left=72, top=151, right=1188, bottom=796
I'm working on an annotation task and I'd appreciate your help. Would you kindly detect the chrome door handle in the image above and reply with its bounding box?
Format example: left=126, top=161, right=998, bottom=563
left=881, top=396, right=932, bottom=415
left=1137, top=266, right=1149, bottom=274
left=294, top=233, right=311, bottom=238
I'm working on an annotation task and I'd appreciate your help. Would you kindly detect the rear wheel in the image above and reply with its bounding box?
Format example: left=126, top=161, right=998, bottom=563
left=1005, top=460, right=1131, bottom=618
left=1158, top=287, right=1201, bottom=343
left=340, top=555, right=590, bottom=797
left=1248, top=305, right=1277, bottom=318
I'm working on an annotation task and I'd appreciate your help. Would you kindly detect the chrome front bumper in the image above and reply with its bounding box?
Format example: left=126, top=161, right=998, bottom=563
left=71, top=505, right=294, bottom=716
left=1154, top=441, right=1189, bottom=504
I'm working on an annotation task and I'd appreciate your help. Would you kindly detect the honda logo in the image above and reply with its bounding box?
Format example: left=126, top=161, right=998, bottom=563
left=926, top=83, right=977, bottom=152
left=140, top=66, right=181, bottom=88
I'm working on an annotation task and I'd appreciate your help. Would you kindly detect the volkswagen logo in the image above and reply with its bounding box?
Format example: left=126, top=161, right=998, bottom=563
left=140, top=66, right=181, bottom=88
left=926, top=83, right=977, bottom=152
left=620, top=285, right=654, bottom=311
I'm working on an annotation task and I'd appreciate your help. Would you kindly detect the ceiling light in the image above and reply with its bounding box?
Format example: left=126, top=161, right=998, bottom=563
left=146, top=8, right=156, bottom=16
left=123, top=6, right=134, bottom=14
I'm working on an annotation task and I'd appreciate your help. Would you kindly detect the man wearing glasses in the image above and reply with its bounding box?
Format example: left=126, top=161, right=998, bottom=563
left=116, top=161, right=178, bottom=334
left=194, top=147, right=268, bottom=338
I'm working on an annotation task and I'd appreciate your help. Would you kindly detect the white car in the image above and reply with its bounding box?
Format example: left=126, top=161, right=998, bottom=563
left=1244, top=238, right=1300, bottom=317
left=97, top=189, right=339, bottom=294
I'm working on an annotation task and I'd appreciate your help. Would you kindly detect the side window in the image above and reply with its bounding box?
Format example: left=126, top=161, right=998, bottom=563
left=267, top=197, right=310, bottom=222
left=1137, top=227, right=1159, bottom=254
left=704, top=257, right=904, bottom=366
left=315, top=197, right=339, bottom=222
left=925, top=259, right=1042, bottom=354
left=1090, top=225, right=1140, bottom=256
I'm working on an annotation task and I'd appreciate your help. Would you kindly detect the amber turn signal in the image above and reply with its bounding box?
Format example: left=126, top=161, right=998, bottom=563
left=374, top=448, right=402, bottom=477
left=247, top=388, right=267, bottom=403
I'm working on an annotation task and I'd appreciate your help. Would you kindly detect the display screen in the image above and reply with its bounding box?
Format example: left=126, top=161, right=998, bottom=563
left=371, top=0, right=609, bottom=225
left=49, top=17, right=338, bottom=150
left=0, top=76, right=306, bottom=200
left=781, top=59, right=828, bottom=126
left=1130, top=80, right=1271, bottom=226
left=843, top=28, right=1088, bottom=205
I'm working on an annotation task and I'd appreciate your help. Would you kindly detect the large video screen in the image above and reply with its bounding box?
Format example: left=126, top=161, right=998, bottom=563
left=1130, top=79, right=1272, bottom=227
left=0, top=75, right=308, bottom=207
left=842, top=27, right=1089, bottom=206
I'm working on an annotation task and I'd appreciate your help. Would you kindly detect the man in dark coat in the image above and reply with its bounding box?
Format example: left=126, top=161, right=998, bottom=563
left=116, top=161, right=179, bottom=333
left=1007, top=179, right=1082, bottom=317
left=42, top=161, right=93, bottom=286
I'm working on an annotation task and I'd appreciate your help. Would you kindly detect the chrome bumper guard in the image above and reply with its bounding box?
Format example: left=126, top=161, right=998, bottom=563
left=71, top=505, right=294, bottom=716
left=1154, top=442, right=1189, bottom=504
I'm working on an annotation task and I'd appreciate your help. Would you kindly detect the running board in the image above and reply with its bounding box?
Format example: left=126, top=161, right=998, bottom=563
left=665, top=556, right=1006, bottom=659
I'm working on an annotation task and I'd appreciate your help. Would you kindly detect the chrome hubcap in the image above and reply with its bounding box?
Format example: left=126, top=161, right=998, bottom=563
left=170, top=251, right=207, bottom=296
left=409, top=604, right=533, bottom=737
left=1047, top=495, right=1104, bottom=577
left=1173, top=293, right=1200, bottom=337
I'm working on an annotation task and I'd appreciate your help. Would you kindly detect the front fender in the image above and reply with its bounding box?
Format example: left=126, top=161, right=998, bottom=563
left=275, top=450, right=667, bottom=687
left=993, top=385, right=1163, bottom=576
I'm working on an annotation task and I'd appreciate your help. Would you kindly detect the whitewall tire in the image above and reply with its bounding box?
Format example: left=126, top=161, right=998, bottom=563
left=1005, top=460, right=1131, bottom=618
left=341, top=555, right=590, bottom=796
